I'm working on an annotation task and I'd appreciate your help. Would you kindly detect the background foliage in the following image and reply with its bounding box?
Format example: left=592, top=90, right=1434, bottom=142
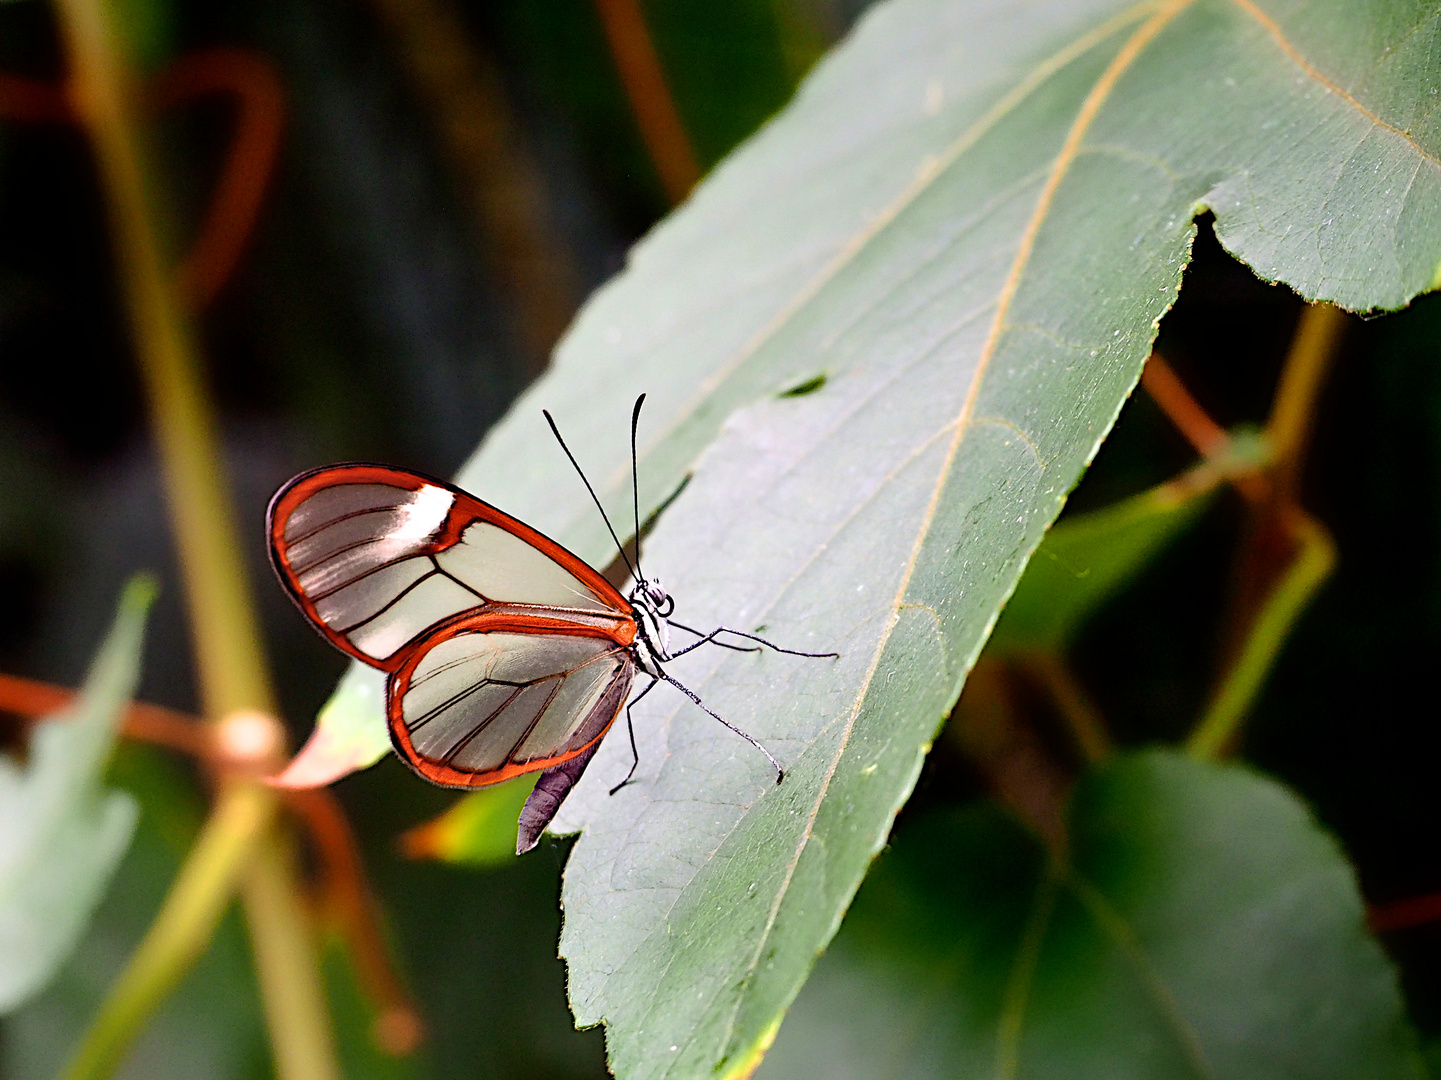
left=2, top=1, right=1441, bottom=1079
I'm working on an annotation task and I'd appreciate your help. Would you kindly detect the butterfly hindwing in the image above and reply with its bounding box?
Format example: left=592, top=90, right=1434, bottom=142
left=387, top=619, right=636, bottom=787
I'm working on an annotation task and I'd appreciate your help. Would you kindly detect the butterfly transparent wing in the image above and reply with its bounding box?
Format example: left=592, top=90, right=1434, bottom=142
left=269, top=467, right=628, bottom=668
left=391, top=628, right=635, bottom=784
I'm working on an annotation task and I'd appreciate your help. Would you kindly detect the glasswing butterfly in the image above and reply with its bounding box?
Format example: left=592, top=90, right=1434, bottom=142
left=267, top=396, right=835, bottom=853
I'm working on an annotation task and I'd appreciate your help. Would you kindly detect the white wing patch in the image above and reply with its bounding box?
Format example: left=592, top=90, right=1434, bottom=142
left=436, top=523, right=611, bottom=612
left=277, top=479, right=619, bottom=663
left=399, top=630, right=632, bottom=772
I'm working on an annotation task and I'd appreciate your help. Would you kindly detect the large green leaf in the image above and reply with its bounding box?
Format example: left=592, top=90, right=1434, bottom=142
left=0, top=577, right=152, bottom=1013
left=757, top=751, right=1422, bottom=1079
left=313, top=0, right=1441, bottom=1073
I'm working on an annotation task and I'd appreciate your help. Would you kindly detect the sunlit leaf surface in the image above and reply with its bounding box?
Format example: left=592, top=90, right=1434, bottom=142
left=0, top=578, right=152, bottom=1012
left=318, top=0, right=1441, bottom=1073
left=758, top=751, right=1422, bottom=1080
left=401, top=775, right=539, bottom=867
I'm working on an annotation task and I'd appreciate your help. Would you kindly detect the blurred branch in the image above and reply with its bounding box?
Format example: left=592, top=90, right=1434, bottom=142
left=288, top=790, right=425, bottom=1055
left=48, top=1, right=336, bottom=1077
left=592, top=0, right=702, bottom=204
left=61, top=782, right=277, bottom=1080
left=9, top=672, right=421, bottom=1057
left=1019, top=653, right=1111, bottom=765
left=1371, top=891, right=1441, bottom=934
left=1186, top=511, right=1335, bottom=759
left=0, top=49, right=284, bottom=309
left=366, top=0, right=580, bottom=373
left=1188, top=302, right=1347, bottom=759
left=1265, top=303, right=1348, bottom=504
left=1140, top=353, right=1230, bottom=459
left=949, top=658, right=1071, bottom=856
left=149, top=48, right=286, bottom=308
left=240, top=833, right=343, bottom=1079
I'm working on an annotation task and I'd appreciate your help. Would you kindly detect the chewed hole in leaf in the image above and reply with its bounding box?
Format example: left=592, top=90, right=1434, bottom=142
left=779, top=374, right=827, bottom=397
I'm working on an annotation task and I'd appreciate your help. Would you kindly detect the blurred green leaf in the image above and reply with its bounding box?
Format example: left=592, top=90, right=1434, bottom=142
left=3, top=742, right=269, bottom=1080
left=986, top=427, right=1267, bottom=654
left=319, top=0, right=1441, bottom=1073
left=0, top=576, right=153, bottom=1013
left=988, top=472, right=1217, bottom=654
left=400, top=776, right=540, bottom=868
left=271, top=666, right=390, bottom=788
left=760, top=751, right=1423, bottom=1080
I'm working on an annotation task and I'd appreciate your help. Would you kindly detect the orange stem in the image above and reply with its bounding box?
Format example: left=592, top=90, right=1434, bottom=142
left=0, top=671, right=210, bottom=756
left=1141, top=353, right=1230, bottom=458
left=591, top=0, right=701, bottom=204
left=3, top=671, right=420, bottom=1051
left=0, top=48, right=284, bottom=309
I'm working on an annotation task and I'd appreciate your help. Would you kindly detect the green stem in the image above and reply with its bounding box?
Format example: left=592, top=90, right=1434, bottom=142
left=50, top=1, right=339, bottom=1077
left=242, top=835, right=342, bottom=1080
left=59, top=784, right=273, bottom=1080
left=1187, top=514, right=1335, bottom=760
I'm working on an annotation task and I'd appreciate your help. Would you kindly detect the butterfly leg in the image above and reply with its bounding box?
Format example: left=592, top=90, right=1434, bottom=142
left=656, top=670, right=785, bottom=784
left=609, top=675, right=659, bottom=795
left=668, top=619, right=838, bottom=660
left=667, top=621, right=762, bottom=658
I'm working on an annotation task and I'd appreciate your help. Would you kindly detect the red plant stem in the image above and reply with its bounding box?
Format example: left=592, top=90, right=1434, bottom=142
left=2, top=671, right=421, bottom=1051
left=1141, top=353, right=1230, bottom=458
left=591, top=0, right=701, bottom=204
left=148, top=48, right=285, bottom=308
left=0, top=671, right=211, bottom=756
left=0, top=48, right=284, bottom=309
left=286, top=790, right=425, bottom=1054
left=1370, top=892, right=1441, bottom=934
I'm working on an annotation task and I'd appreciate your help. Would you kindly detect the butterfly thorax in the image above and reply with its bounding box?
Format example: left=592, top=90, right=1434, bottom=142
left=630, top=578, right=673, bottom=676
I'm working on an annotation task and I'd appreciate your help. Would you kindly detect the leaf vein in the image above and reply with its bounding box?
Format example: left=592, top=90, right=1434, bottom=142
left=1229, top=0, right=1441, bottom=172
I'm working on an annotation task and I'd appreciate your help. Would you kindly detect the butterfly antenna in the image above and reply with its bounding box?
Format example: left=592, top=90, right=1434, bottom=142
left=630, top=393, right=646, bottom=585
left=543, top=409, right=638, bottom=583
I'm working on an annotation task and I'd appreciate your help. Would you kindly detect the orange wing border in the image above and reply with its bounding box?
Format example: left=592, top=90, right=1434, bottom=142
left=385, top=609, right=636, bottom=788
left=266, top=462, right=635, bottom=672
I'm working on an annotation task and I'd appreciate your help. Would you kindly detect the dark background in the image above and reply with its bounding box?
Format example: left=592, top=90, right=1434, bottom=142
left=2, top=0, right=1439, bottom=1075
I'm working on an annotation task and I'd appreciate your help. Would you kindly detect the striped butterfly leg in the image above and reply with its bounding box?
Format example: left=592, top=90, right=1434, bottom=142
left=608, top=675, right=659, bottom=796
left=667, top=619, right=839, bottom=660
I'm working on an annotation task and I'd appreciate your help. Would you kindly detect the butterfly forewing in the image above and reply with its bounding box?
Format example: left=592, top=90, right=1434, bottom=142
left=268, top=464, right=631, bottom=669
left=267, top=464, right=639, bottom=789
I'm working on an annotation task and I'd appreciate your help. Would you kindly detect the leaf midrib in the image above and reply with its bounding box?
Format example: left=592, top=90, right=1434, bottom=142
left=721, top=3, right=1197, bottom=1064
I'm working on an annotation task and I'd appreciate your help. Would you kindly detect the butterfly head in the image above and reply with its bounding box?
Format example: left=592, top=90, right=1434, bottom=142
left=632, top=577, right=674, bottom=620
